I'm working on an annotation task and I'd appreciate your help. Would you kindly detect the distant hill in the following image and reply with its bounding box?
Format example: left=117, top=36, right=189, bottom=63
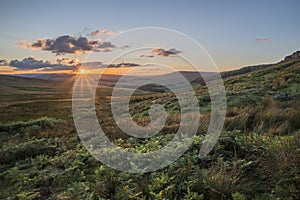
left=0, top=74, right=56, bottom=91
left=221, top=51, right=300, bottom=79
left=13, top=73, right=76, bottom=82
left=151, top=51, right=300, bottom=86
left=220, top=64, right=272, bottom=79
left=1, top=51, right=299, bottom=93
left=0, top=74, right=72, bottom=104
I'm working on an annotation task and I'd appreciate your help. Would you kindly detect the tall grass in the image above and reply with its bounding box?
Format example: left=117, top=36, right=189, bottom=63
left=202, top=157, right=242, bottom=199
left=225, top=97, right=300, bottom=135
left=260, top=131, right=300, bottom=198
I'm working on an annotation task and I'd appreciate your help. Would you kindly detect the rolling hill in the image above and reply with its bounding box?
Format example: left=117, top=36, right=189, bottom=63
left=0, top=51, right=300, bottom=199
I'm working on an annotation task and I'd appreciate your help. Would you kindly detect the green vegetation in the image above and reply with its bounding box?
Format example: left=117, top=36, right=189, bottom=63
left=0, top=58, right=300, bottom=199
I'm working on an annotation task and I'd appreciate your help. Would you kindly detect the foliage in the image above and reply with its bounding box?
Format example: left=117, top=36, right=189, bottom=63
left=0, top=57, right=300, bottom=199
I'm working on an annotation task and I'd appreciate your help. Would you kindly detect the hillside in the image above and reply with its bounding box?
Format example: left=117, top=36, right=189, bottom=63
left=220, top=51, right=300, bottom=79
left=0, top=52, right=300, bottom=199
left=0, top=75, right=73, bottom=105
left=224, top=56, right=300, bottom=107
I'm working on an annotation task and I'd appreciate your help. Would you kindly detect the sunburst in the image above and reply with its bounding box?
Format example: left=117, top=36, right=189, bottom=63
left=79, top=69, right=89, bottom=74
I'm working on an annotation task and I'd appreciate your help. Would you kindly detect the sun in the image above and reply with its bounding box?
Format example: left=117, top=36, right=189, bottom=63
left=78, top=69, right=88, bottom=74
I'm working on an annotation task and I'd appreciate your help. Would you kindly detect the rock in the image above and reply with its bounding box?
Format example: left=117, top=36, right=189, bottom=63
left=284, top=51, right=300, bottom=61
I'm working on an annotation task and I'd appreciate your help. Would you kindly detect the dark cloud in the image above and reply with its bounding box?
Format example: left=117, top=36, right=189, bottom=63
left=140, top=54, right=154, bottom=58
left=56, top=57, right=80, bottom=65
left=97, top=41, right=116, bottom=52
left=151, top=48, right=182, bottom=57
left=8, top=57, right=78, bottom=71
left=19, top=35, right=126, bottom=54
left=20, top=35, right=99, bottom=55
left=9, top=57, right=52, bottom=69
left=0, top=59, right=8, bottom=66
left=31, top=39, right=44, bottom=48
left=107, top=62, right=140, bottom=68
left=4, top=56, right=141, bottom=73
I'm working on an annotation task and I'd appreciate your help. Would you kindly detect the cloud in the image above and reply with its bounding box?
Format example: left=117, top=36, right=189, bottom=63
left=20, top=35, right=99, bottom=54
left=256, top=38, right=270, bottom=42
left=19, top=40, right=34, bottom=49
left=80, top=61, right=141, bottom=70
left=107, top=62, right=140, bottom=68
left=91, top=29, right=114, bottom=36
left=119, top=45, right=130, bottom=49
left=40, top=65, right=78, bottom=72
left=19, top=35, right=126, bottom=54
left=3, top=56, right=142, bottom=73
left=0, top=59, right=10, bottom=72
left=8, top=57, right=78, bottom=71
left=0, top=59, right=8, bottom=66
left=140, top=54, right=154, bottom=58
left=9, top=57, right=52, bottom=69
left=97, top=41, right=116, bottom=52
left=56, top=57, right=81, bottom=65
left=151, top=48, right=182, bottom=57
left=82, top=61, right=104, bottom=70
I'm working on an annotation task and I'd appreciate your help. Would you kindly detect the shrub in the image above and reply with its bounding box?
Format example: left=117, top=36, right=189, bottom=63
left=0, top=117, right=61, bottom=134
left=232, top=192, right=246, bottom=200
left=0, top=138, right=57, bottom=164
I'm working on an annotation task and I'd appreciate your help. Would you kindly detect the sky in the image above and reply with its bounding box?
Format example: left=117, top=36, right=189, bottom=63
left=0, top=0, right=299, bottom=74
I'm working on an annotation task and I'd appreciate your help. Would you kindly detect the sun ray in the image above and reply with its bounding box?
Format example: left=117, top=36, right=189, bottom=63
left=82, top=74, right=96, bottom=96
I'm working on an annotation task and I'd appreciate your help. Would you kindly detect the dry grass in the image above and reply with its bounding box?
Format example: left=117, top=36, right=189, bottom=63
left=272, top=73, right=295, bottom=90
left=225, top=97, right=300, bottom=135
left=203, top=158, right=242, bottom=199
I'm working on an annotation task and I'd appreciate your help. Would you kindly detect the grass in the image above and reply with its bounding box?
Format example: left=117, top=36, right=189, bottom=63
left=225, top=97, right=300, bottom=135
left=0, top=121, right=299, bottom=199
left=0, top=116, right=61, bottom=133
left=0, top=58, right=300, bottom=199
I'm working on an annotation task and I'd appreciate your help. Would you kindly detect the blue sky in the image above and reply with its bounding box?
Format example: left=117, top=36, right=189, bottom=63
left=0, top=0, right=299, bottom=73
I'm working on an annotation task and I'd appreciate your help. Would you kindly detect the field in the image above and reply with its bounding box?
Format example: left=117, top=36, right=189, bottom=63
left=0, top=57, right=300, bottom=199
